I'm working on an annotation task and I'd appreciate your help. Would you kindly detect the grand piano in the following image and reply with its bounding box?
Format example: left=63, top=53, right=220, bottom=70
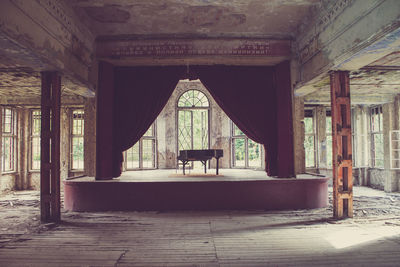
left=177, top=149, right=223, bottom=175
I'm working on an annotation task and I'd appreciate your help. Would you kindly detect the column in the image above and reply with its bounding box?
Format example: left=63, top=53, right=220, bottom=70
left=330, top=71, right=353, bottom=218
left=96, top=61, right=115, bottom=180
left=275, top=61, right=295, bottom=177
left=40, top=71, right=61, bottom=222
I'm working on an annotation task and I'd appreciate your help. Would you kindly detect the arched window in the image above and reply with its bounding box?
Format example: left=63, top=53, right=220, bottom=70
left=178, top=90, right=209, bottom=108
left=177, top=90, right=210, bottom=152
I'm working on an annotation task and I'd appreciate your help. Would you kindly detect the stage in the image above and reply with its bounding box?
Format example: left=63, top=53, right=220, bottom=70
left=64, top=169, right=329, bottom=211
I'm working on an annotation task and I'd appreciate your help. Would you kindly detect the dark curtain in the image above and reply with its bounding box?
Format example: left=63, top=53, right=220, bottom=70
left=193, top=65, right=280, bottom=176
left=112, top=66, right=185, bottom=177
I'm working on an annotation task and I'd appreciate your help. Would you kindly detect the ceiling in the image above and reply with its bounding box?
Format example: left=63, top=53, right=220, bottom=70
left=0, top=68, right=86, bottom=104
left=304, top=52, right=400, bottom=105
left=1, top=0, right=398, bottom=105
left=69, top=0, right=320, bottom=39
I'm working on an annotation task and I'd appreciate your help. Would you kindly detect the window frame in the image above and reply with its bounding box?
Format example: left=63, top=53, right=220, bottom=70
left=304, top=109, right=317, bottom=169
left=370, top=106, right=384, bottom=169
left=124, top=122, right=157, bottom=170
left=70, top=109, right=85, bottom=171
left=29, top=109, right=41, bottom=171
left=230, top=121, right=263, bottom=169
left=1, top=107, right=18, bottom=173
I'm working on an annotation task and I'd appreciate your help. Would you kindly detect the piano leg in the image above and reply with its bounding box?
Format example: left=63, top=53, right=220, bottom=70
left=182, top=161, right=186, bottom=175
left=216, top=157, right=219, bottom=175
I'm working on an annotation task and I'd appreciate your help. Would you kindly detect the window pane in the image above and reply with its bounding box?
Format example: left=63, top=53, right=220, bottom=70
left=178, top=90, right=209, bottom=107
left=71, top=110, right=84, bottom=170
left=72, top=110, right=84, bottom=135
left=305, top=135, right=315, bottom=168
left=2, top=108, right=12, bottom=134
left=144, top=125, right=153, bottom=137
left=374, top=133, right=384, bottom=168
left=326, top=135, right=332, bottom=168
left=31, top=136, right=41, bottom=170
left=142, top=139, right=155, bottom=168
left=304, top=117, right=314, bottom=134
left=233, top=124, right=244, bottom=136
left=248, top=139, right=261, bottom=168
left=32, top=110, right=41, bottom=135
left=126, top=143, right=139, bottom=169
left=2, top=137, right=13, bottom=171
left=72, top=137, right=84, bottom=169
left=326, top=116, right=332, bottom=134
left=233, top=138, right=245, bottom=167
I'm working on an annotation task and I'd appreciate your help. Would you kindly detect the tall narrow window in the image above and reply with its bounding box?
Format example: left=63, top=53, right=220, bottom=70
left=304, top=109, right=316, bottom=168
left=231, top=122, right=262, bottom=168
left=2, top=108, right=17, bottom=172
left=71, top=109, right=84, bottom=170
left=124, top=123, right=156, bottom=170
left=30, top=110, right=41, bottom=170
left=177, top=90, right=209, bottom=151
left=326, top=111, right=332, bottom=168
left=351, top=109, right=357, bottom=167
left=370, top=106, right=383, bottom=168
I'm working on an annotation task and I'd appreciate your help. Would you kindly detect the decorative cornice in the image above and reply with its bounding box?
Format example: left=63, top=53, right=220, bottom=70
left=97, top=39, right=291, bottom=58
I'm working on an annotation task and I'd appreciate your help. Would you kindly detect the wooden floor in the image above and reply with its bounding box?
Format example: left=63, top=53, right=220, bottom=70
left=1, top=187, right=400, bottom=266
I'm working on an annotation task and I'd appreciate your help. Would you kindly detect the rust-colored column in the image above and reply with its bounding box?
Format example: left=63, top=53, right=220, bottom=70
left=330, top=71, right=353, bottom=218
left=40, top=72, right=61, bottom=222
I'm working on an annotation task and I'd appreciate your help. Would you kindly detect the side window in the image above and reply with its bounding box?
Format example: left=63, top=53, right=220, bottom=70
left=304, top=109, right=316, bottom=168
left=30, top=110, right=41, bottom=170
left=124, top=123, right=157, bottom=170
left=231, top=122, right=262, bottom=168
left=326, top=111, right=332, bottom=168
left=2, top=108, right=17, bottom=172
left=370, top=106, right=383, bottom=168
left=71, top=109, right=84, bottom=170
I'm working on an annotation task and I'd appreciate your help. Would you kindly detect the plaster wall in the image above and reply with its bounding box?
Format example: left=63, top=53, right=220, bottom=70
left=0, top=174, right=15, bottom=192
left=293, top=96, right=305, bottom=175
left=369, top=169, right=386, bottom=190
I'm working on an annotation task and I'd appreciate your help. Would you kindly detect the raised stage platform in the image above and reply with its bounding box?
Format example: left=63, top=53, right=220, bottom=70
left=64, top=169, right=329, bottom=211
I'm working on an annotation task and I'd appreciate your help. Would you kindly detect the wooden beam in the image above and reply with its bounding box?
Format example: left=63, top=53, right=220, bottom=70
left=40, top=72, right=61, bottom=222
left=330, top=71, right=353, bottom=219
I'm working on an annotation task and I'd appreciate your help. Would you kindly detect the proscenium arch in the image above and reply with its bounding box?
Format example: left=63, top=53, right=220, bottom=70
left=176, top=89, right=211, bottom=156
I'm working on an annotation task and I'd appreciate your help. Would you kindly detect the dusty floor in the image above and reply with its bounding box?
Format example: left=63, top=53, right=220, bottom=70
left=0, top=186, right=399, bottom=266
